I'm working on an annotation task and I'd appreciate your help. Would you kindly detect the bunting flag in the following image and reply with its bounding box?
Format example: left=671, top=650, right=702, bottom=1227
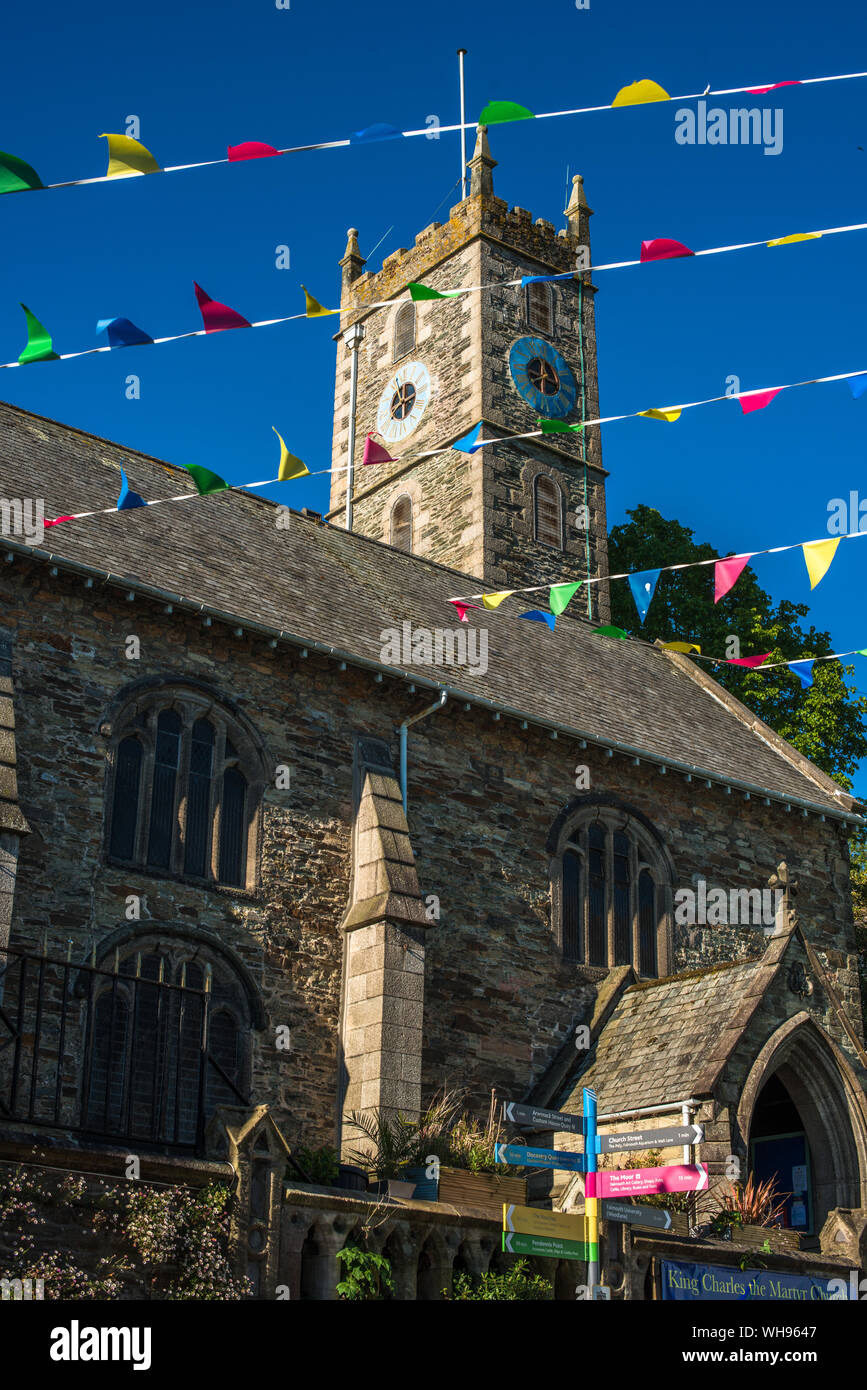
left=272, top=428, right=310, bottom=481
left=628, top=569, right=660, bottom=624
left=0, top=149, right=44, bottom=194
left=714, top=555, right=752, bottom=602
left=727, top=653, right=771, bottom=668
left=408, top=282, right=462, bottom=301
left=661, top=641, right=701, bottom=654
left=185, top=464, right=229, bottom=496
left=640, top=238, right=694, bottom=262
left=96, top=317, right=154, bottom=348
left=478, top=101, right=535, bottom=124
left=350, top=124, right=404, bottom=143
left=18, top=305, right=58, bottom=365
left=452, top=422, right=487, bottom=454
left=101, top=133, right=160, bottom=179
left=449, top=600, right=481, bottom=623
left=301, top=285, right=337, bottom=318
left=789, top=660, right=814, bottom=688
left=43, top=515, right=75, bottom=529
left=194, top=283, right=250, bottom=333
left=116, top=468, right=147, bottom=511
left=747, top=80, right=801, bottom=94
left=847, top=376, right=867, bottom=399
left=738, top=387, right=783, bottom=414
left=537, top=418, right=583, bottom=433
left=611, top=79, right=671, bottom=106
left=522, top=273, right=574, bottom=286
left=362, top=433, right=396, bottom=465
left=593, top=625, right=629, bottom=638
left=767, top=232, right=822, bottom=246
left=549, top=581, right=582, bottom=615
left=228, top=141, right=280, bottom=161
left=481, top=591, right=514, bottom=610
left=802, top=538, right=840, bottom=588
left=520, top=610, right=556, bottom=630
left=639, top=408, right=682, bottom=422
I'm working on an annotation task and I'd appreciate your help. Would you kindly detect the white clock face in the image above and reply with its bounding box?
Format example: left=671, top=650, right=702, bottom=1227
left=375, top=361, right=431, bottom=444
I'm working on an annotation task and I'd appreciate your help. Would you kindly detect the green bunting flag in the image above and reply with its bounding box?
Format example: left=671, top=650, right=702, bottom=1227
left=549, top=581, right=582, bottom=615
left=478, top=101, right=536, bottom=124
left=185, top=464, right=229, bottom=496
left=18, top=304, right=59, bottom=364
left=593, top=625, right=629, bottom=639
left=0, top=150, right=44, bottom=195
left=408, top=282, right=462, bottom=301
left=537, top=418, right=583, bottom=434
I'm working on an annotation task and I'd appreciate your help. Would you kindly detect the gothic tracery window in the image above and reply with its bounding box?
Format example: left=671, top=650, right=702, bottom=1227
left=107, top=687, right=264, bottom=889
left=552, top=807, right=670, bottom=976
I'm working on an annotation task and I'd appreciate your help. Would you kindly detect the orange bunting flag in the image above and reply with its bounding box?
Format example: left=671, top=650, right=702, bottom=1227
left=802, top=538, right=840, bottom=589
left=101, top=133, right=161, bottom=179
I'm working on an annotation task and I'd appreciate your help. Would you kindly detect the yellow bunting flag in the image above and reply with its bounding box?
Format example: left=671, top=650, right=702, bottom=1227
left=481, top=591, right=514, bottom=610
left=301, top=285, right=337, bottom=317
left=802, top=538, right=840, bottom=589
left=767, top=233, right=823, bottom=247
left=101, top=133, right=161, bottom=178
left=611, top=79, right=671, bottom=107
left=661, top=641, right=701, bottom=655
left=638, top=407, right=682, bottom=423
left=273, top=427, right=310, bottom=482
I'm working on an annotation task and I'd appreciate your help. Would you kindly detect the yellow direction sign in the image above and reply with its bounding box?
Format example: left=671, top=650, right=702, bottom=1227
left=503, top=1203, right=589, bottom=1241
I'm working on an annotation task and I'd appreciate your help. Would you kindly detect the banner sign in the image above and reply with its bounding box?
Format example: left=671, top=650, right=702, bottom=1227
left=661, top=1259, right=852, bottom=1302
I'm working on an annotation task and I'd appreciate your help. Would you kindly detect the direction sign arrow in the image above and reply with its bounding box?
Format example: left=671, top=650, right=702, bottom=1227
left=503, top=1231, right=594, bottom=1262
left=502, top=1101, right=587, bottom=1136
left=495, top=1142, right=587, bottom=1173
left=596, top=1124, right=704, bottom=1154
left=503, top=1203, right=589, bottom=1240
left=588, top=1164, right=708, bottom=1199
left=603, top=1200, right=673, bottom=1231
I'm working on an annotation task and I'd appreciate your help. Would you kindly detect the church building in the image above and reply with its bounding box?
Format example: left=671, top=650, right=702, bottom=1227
left=0, top=128, right=865, bottom=1300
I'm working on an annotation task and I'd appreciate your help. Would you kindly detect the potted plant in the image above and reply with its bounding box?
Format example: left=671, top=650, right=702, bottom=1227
left=436, top=1092, right=527, bottom=1218
left=343, top=1108, right=419, bottom=1199
left=711, top=1175, right=798, bottom=1250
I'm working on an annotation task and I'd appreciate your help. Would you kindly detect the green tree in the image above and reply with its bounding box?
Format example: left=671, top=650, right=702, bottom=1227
left=607, top=505, right=867, bottom=789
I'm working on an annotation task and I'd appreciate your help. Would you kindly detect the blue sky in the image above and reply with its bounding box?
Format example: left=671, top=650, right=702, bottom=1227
left=2, top=0, right=867, bottom=789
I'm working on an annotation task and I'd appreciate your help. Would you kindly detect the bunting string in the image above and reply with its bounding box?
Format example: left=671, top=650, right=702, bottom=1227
left=2, top=68, right=865, bottom=198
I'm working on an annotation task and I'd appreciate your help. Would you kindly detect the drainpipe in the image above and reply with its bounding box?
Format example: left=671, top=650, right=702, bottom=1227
left=399, top=690, right=448, bottom=816
left=343, top=322, right=365, bottom=532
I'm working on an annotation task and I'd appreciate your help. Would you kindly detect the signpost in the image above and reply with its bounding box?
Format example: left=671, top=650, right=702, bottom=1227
left=502, top=1231, right=592, bottom=1261
left=501, top=1101, right=587, bottom=1136
left=603, top=1200, right=689, bottom=1235
left=494, top=1143, right=587, bottom=1173
left=588, top=1164, right=708, bottom=1200
left=595, top=1124, right=703, bottom=1154
left=503, top=1203, right=588, bottom=1241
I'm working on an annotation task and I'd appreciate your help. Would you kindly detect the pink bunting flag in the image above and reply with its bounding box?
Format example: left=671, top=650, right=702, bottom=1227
left=738, top=388, right=782, bottom=415
left=43, top=515, right=74, bottom=529
left=193, top=282, right=251, bottom=333
left=746, top=80, right=801, bottom=94
left=449, top=600, right=481, bottom=623
left=714, top=555, right=751, bottom=602
left=727, top=653, right=771, bottom=668
left=227, top=142, right=280, bottom=161
left=362, top=433, right=397, bottom=465
left=640, top=238, right=695, bottom=262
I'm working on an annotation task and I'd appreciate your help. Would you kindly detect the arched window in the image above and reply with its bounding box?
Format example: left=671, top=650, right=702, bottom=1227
left=391, top=495, right=413, bottom=552
left=527, top=282, right=553, bottom=337
left=106, top=686, right=265, bottom=889
left=393, top=302, right=416, bottom=361
left=84, top=938, right=255, bottom=1150
left=534, top=475, right=563, bottom=548
left=551, top=806, right=671, bottom=976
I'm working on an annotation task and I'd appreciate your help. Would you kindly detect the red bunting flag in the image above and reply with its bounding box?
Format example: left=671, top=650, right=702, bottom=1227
left=193, top=282, right=251, bottom=333
left=43, top=515, right=75, bottom=529
left=362, top=433, right=397, bottom=465
left=746, top=80, right=801, bottom=94
left=227, top=142, right=280, bottom=161
left=640, top=238, right=695, bottom=262
left=449, top=600, right=482, bottom=623
left=727, top=653, right=771, bottom=668
left=714, top=555, right=751, bottom=602
left=737, top=388, right=782, bottom=414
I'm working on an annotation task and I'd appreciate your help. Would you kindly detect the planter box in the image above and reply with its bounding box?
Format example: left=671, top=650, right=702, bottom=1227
left=738, top=1223, right=803, bottom=1251
left=437, top=1166, right=527, bottom=1219
left=366, top=1178, right=418, bottom=1201
left=336, top=1164, right=368, bottom=1193
left=404, top=1166, right=438, bottom=1202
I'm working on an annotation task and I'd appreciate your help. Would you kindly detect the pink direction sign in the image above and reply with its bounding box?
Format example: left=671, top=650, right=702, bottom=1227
left=587, top=1164, right=708, bottom=1199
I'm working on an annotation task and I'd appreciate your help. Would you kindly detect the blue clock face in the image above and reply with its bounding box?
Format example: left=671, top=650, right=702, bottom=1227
left=509, top=337, right=577, bottom=420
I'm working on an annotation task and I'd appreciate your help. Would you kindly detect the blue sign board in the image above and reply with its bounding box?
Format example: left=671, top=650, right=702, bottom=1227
left=661, top=1259, right=852, bottom=1301
left=495, top=1143, right=587, bottom=1173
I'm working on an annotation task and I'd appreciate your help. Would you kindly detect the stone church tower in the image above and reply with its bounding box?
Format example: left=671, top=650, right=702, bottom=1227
left=328, top=127, right=610, bottom=622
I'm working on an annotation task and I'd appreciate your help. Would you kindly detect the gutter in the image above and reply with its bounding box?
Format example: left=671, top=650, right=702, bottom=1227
left=3, top=538, right=861, bottom=827
left=399, top=690, right=448, bottom=815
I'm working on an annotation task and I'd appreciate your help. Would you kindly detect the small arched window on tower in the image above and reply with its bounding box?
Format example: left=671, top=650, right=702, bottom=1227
left=393, top=302, right=416, bottom=362
left=391, top=495, right=413, bottom=552
left=527, top=282, right=553, bottom=337
left=534, top=475, right=563, bottom=548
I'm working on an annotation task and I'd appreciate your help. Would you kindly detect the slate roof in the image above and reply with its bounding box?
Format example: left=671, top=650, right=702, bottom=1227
left=0, top=399, right=859, bottom=821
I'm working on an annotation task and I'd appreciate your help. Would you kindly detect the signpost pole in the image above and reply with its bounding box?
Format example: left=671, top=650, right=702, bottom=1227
left=584, top=1086, right=599, bottom=1289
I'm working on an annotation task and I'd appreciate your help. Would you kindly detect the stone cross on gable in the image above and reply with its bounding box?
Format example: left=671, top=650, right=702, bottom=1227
left=768, top=860, right=799, bottom=934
